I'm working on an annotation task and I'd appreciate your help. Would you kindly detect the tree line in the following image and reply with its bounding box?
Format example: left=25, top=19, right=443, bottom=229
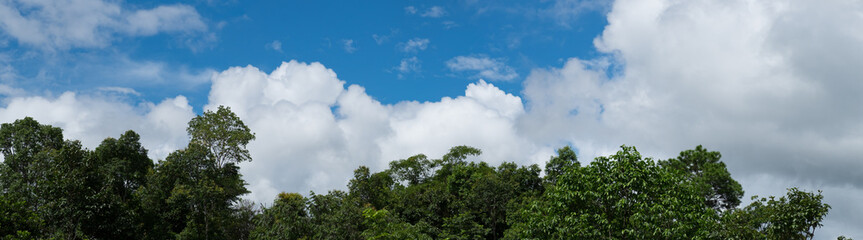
left=0, top=106, right=849, bottom=239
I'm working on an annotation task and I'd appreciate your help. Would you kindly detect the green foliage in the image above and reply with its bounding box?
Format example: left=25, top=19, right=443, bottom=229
left=660, top=145, right=744, bottom=211
left=389, top=154, right=433, bottom=186
left=187, top=105, right=256, bottom=168
left=250, top=193, right=311, bottom=240
left=0, top=117, right=63, bottom=209
left=361, top=208, right=432, bottom=240
left=348, top=166, right=395, bottom=210
left=137, top=105, right=254, bottom=240
left=717, top=188, right=830, bottom=239
left=506, top=145, right=717, bottom=239
left=0, top=194, right=41, bottom=239
left=308, top=191, right=364, bottom=240
left=544, top=145, right=578, bottom=185
left=0, top=115, right=846, bottom=239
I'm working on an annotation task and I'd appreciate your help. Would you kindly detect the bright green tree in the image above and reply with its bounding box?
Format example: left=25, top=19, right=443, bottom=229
left=506, top=145, right=717, bottom=239
left=187, top=105, right=255, bottom=168
left=361, top=208, right=432, bottom=240
left=717, top=188, right=830, bottom=239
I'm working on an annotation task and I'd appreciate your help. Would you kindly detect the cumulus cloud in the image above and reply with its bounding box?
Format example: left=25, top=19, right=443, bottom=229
left=200, top=60, right=540, bottom=203
left=0, top=91, right=194, bottom=160
left=0, top=0, right=858, bottom=237
left=0, top=0, right=208, bottom=50
left=400, top=38, right=429, bottom=52
left=446, top=55, right=519, bottom=81
left=512, top=0, right=863, bottom=238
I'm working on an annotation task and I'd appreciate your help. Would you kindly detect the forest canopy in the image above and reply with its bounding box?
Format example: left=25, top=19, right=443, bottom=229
left=0, top=106, right=846, bottom=239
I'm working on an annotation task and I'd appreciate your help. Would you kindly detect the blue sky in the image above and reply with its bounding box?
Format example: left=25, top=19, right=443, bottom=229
left=1, top=0, right=862, bottom=238
left=2, top=0, right=609, bottom=109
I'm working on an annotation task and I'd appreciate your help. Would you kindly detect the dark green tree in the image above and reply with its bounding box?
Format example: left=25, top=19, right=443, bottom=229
left=250, top=192, right=311, bottom=240
left=308, top=190, right=364, bottom=240
left=138, top=106, right=254, bottom=239
left=0, top=117, right=63, bottom=209
left=348, top=166, right=395, bottom=210
left=660, top=145, right=744, bottom=211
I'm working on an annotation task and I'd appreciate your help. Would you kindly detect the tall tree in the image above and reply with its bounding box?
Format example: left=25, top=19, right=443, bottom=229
left=0, top=117, right=63, bottom=208
left=139, top=106, right=254, bottom=239
left=187, top=105, right=256, bottom=168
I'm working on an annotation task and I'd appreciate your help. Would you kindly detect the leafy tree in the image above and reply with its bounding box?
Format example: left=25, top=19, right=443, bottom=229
left=0, top=118, right=153, bottom=239
left=0, top=117, right=63, bottom=209
left=0, top=194, right=41, bottom=239
left=83, top=130, right=153, bottom=239
left=544, top=146, right=578, bottom=185
left=307, top=191, right=364, bottom=240
left=187, top=105, right=256, bottom=168
left=506, top=146, right=717, bottom=239
left=660, top=145, right=744, bottom=211
left=389, top=154, right=433, bottom=186
left=348, top=166, right=395, bottom=210
left=250, top=193, right=311, bottom=240
left=717, top=188, right=830, bottom=240
left=361, top=208, right=432, bottom=240
left=139, top=106, right=254, bottom=239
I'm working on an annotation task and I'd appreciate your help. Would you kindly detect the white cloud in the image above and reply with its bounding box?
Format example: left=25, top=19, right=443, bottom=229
left=0, top=92, right=193, bottom=160
left=446, top=55, right=519, bottom=81
left=401, top=38, right=429, bottom=52
left=395, top=57, right=420, bottom=78
left=0, top=0, right=859, bottom=237
left=198, top=60, right=539, bottom=204
left=0, top=0, right=208, bottom=50
left=372, top=34, right=387, bottom=45
left=266, top=40, right=282, bottom=52
left=513, top=0, right=863, bottom=238
left=122, top=4, right=206, bottom=36
left=97, top=86, right=140, bottom=96
left=421, top=6, right=446, bottom=18
left=546, top=0, right=611, bottom=27
left=342, top=39, right=356, bottom=53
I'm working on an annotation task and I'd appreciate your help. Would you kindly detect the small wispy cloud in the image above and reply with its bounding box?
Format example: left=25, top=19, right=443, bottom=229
left=446, top=55, right=518, bottom=81
left=401, top=38, right=430, bottom=53
left=421, top=6, right=446, bottom=18
left=97, top=86, right=141, bottom=96
left=342, top=39, right=357, bottom=53
left=395, top=57, right=420, bottom=78
left=266, top=40, right=282, bottom=52
left=404, top=6, right=418, bottom=14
